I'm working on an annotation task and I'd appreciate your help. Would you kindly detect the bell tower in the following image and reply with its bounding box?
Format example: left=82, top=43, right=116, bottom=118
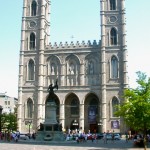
left=100, top=0, right=128, bottom=132
left=18, top=0, right=50, bottom=131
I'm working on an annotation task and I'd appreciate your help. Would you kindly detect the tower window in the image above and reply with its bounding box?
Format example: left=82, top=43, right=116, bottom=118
left=28, top=59, right=34, bottom=80
left=110, top=28, right=117, bottom=45
left=110, top=0, right=116, bottom=10
left=111, top=56, right=118, bottom=79
left=30, top=33, right=35, bottom=49
left=31, top=1, right=37, bottom=16
left=27, top=99, right=33, bottom=118
left=112, top=97, right=119, bottom=117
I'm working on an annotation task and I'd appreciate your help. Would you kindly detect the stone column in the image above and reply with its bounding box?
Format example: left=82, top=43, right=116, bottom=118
left=59, top=103, right=65, bottom=130
left=100, top=0, right=107, bottom=132
left=37, top=0, right=45, bottom=127
left=79, top=104, right=84, bottom=131
left=80, top=62, right=85, bottom=85
left=18, top=0, right=27, bottom=132
left=61, top=64, right=65, bottom=86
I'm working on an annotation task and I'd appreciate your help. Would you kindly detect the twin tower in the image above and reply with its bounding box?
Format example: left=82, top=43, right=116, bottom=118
left=18, top=0, right=128, bottom=134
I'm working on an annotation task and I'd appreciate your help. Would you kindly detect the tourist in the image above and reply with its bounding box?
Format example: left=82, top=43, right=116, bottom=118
left=103, top=132, right=107, bottom=144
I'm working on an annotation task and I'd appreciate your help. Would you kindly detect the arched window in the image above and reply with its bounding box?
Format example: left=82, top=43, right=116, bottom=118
left=71, top=99, right=79, bottom=115
left=89, top=61, right=94, bottom=75
left=110, top=0, right=116, bottom=10
left=27, top=99, right=33, bottom=118
left=31, top=1, right=37, bottom=16
left=30, top=33, right=35, bottom=49
left=28, top=59, right=34, bottom=80
left=111, top=56, right=118, bottom=78
left=112, top=97, right=119, bottom=117
left=89, top=99, right=98, bottom=115
left=110, top=28, right=117, bottom=45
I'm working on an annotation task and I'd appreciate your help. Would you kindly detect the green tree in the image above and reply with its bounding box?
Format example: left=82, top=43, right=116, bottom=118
left=1, top=113, right=17, bottom=132
left=115, top=71, right=150, bottom=150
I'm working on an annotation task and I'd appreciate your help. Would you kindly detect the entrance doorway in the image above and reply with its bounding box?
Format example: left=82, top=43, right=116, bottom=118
left=90, top=124, right=98, bottom=133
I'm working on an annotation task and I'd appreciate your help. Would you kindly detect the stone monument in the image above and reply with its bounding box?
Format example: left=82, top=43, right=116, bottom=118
left=36, top=80, right=64, bottom=141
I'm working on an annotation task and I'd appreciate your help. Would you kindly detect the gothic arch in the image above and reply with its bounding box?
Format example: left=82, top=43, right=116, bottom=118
left=85, top=54, right=100, bottom=86
left=65, top=93, right=80, bottom=130
left=84, top=93, right=100, bottom=133
left=31, top=0, right=38, bottom=16
left=29, top=32, right=36, bottom=50
left=109, top=55, right=119, bottom=79
left=65, top=54, right=81, bottom=86
left=27, top=59, right=35, bottom=81
left=110, top=27, right=118, bottom=45
left=65, top=54, right=80, bottom=75
left=110, top=96, right=120, bottom=118
left=85, top=54, right=99, bottom=75
left=26, top=98, right=34, bottom=119
left=45, top=93, right=60, bottom=118
left=46, top=55, right=61, bottom=75
left=46, top=55, right=61, bottom=86
left=109, top=0, right=117, bottom=10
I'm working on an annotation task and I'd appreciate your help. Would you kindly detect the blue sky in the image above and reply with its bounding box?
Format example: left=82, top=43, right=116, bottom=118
left=0, top=0, right=150, bottom=98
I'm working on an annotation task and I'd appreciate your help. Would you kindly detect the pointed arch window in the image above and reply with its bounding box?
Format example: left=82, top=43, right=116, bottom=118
left=89, top=99, right=98, bottom=115
left=110, top=28, right=117, bottom=45
left=31, top=1, right=37, bottom=16
left=71, top=98, right=79, bottom=115
left=112, top=97, right=119, bottom=117
left=110, top=0, right=116, bottom=10
left=30, top=33, right=35, bottom=50
left=27, top=99, right=33, bottom=118
left=28, top=59, right=34, bottom=80
left=111, top=56, right=118, bottom=79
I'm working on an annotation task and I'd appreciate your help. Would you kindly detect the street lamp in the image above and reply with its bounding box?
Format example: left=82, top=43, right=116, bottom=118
left=25, top=120, right=32, bottom=136
left=0, top=105, right=3, bottom=132
left=98, top=120, right=103, bottom=133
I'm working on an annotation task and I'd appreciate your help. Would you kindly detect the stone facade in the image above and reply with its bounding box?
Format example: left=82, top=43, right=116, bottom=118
left=18, top=0, right=128, bottom=134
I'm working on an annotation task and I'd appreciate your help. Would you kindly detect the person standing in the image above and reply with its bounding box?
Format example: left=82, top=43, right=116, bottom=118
left=103, top=132, right=107, bottom=144
left=125, top=133, right=128, bottom=143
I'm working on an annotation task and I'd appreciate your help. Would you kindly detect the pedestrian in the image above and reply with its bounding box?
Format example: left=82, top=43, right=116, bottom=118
left=103, top=132, right=107, bottom=144
left=84, top=133, right=87, bottom=142
left=125, top=133, right=128, bottom=143
left=91, top=134, right=94, bottom=142
left=14, top=133, right=18, bottom=142
left=112, top=133, right=115, bottom=143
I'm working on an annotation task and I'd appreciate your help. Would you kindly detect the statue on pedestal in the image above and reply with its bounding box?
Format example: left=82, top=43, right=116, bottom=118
left=48, top=80, right=58, bottom=94
left=37, top=80, right=64, bottom=141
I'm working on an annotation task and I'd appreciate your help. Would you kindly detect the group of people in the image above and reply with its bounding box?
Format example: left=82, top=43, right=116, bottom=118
left=0, top=130, right=20, bottom=142
left=65, top=129, right=100, bottom=143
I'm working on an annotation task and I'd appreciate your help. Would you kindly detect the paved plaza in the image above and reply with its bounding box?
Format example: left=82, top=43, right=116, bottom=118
left=0, top=139, right=150, bottom=150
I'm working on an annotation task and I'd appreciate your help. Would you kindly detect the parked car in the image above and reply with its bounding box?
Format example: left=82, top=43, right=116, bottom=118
left=106, top=133, right=121, bottom=140
left=106, top=134, right=112, bottom=140
left=19, top=134, right=29, bottom=140
left=114, top=133, right=121, bottom=140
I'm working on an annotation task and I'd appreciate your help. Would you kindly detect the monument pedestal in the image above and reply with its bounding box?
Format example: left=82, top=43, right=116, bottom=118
left=36, top=101, right=64, bottom=141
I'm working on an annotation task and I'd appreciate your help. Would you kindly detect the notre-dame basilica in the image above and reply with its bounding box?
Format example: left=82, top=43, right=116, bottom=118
left=18, top=0, right=128, bottom=134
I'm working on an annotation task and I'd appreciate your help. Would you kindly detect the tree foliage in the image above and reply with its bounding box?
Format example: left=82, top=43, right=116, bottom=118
left=115, top=71, right=150, bottom=133
left=1, top=113, right=17, bottom=132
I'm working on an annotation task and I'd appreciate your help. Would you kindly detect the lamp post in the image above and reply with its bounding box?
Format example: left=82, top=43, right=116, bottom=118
left=98, top=120, right=103, bottom=133
left=28, top=120, right=32, bottom=135
left=25, top=120, right=32, bottom=137
left=0, top=105, right=3, bottom=132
